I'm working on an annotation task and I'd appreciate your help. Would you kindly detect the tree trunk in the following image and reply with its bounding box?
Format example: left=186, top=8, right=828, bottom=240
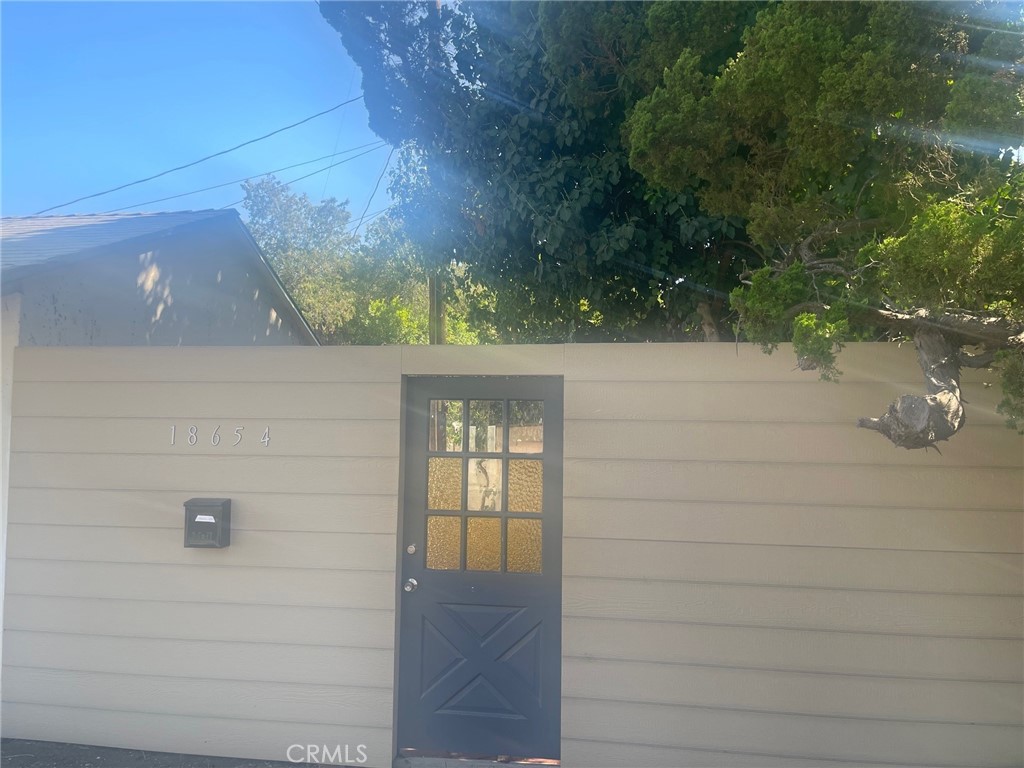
left=696, top=302, right=722, bottom=342
left=857, top=329, right=965, bottom=449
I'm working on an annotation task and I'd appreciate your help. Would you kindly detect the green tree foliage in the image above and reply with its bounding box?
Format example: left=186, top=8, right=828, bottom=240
left=242, top=176, right=489, bottom=345
left=242, top=177, right=358, bottom=341
left=342, top=213, right=431, bottom=345
left=349, top=212, right=494, bottom=345
left=320, top=1, right=754, bottom=342
left=625, top=1, right=1023, bottom=446
left=321, top=0, right=1022, bottom=444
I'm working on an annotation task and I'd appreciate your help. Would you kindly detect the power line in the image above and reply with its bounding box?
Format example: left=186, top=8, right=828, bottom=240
left=320, top=114, right=349, bottom=201
left=104, top=142, right=387, bottom=213
left=219, top=147, right=392, bottom=211
left=347, top=203, right=397, bottom=233
left=285, top=153, right=382, bottom=189
left=353, top=146, right=395, bottom=235
left=322, top=68, right=359, bottom=200
left=33, top=95, right=366, bottom=215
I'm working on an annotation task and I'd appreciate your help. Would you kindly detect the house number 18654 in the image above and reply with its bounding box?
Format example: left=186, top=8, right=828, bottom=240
left=170, top=425, right=270, bottom=447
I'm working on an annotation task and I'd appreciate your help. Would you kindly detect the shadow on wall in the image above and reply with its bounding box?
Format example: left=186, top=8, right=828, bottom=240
left=132, top=244, right=295, bottom=345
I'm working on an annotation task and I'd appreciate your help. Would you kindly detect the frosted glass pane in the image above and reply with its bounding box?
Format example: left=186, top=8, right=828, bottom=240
left=506, top=518, right=542, bottom=573
left=426, top=515, right=461, bottom=570
left=509, top=400, right=543, bottom=453
left=508, top=460, right=543, bottom=513
left=466, top=517, right=501, bottom=572
left=429, top=400, right=463, bottom=452
left=467, top=458, right=502, bottom=512
left=427, top=457, right=462, bottom=510
left=469, top=400, right=504, bottom=452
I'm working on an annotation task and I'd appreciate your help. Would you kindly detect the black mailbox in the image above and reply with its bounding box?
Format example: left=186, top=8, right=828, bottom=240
left=184, top=498, right=231, bottom=548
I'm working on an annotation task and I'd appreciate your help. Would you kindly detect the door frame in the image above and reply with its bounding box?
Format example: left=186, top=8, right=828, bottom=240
left=392, top=374, right=563, bottom=763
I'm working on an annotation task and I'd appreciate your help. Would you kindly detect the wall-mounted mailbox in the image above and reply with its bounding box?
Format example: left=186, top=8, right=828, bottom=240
left=184, top=498, right=231, bottom=548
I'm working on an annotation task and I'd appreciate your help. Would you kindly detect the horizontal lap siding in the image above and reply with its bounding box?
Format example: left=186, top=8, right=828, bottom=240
left=4, top=668, right=392, bottom=729
left=565, top=379, right=1008, bottom=425
left=6, top=560, right=394, bottom=608
left=565, top=498, right=1023, bottom=552
left=563, top=700, right=1022, bottom=767
left=561, top=345, right=1024, bottom=767
left=4, top=596, right=395, bottom=648
left=12, top=345, right=402, bottom=383
left=7, top=525, right=394, bottom=571
left=11, top=417, right=400, bottom=458
left=2, top=704, right=391, bottom=767
left=563, top=617, right=1024, bottom=682
left=9, top=453, right=398, bottom=495
left=563, top=538, right=1023, bottom=594
left=566, top=419, right=1024, bottom=467
left=6, top=343, right=1023, bottom=768
left=7, top=489, right=397, bottom=532
left=566, top=457, right=1021, bottom=510
left=562, top=577, right=1021, bottom=637
left=13, top=381, right=401, bottom=419
left=570, top=658, right=1021, bottom=724
left=4, top=347, right=401, bottom=766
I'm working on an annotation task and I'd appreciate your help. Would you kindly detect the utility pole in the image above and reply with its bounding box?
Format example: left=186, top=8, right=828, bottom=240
left=428, top=271, right=447, bottom=345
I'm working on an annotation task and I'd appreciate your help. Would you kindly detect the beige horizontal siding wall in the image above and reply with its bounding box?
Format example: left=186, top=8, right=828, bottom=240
left=3, top=346, right=402, bottom=765
left=561, top=343, right=1024, bottom=768
left=4, top=342, right=1022, bottom=767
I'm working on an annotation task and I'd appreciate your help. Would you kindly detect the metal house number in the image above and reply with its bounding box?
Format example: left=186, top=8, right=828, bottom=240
left=170, top=425, right=271, bottom=447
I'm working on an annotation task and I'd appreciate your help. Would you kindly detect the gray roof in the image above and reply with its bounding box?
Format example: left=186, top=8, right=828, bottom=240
left=0, top=210, right=232, bottom=271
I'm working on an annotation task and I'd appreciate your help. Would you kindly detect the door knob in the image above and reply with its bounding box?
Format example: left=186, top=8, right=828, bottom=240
left=403, top=578, right=418, bottom=593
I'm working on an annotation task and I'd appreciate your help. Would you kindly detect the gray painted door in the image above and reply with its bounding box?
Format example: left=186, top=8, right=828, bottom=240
left=397, top=376, right=562, bottom=761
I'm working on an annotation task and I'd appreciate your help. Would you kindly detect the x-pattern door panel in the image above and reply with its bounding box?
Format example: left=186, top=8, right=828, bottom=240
left=419, top=603, right=542, bottom=721
left=397, top=376, right=562, bottom=761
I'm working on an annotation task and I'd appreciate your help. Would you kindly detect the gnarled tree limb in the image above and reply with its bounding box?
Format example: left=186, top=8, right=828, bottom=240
left=778, top=300, right=1021, bottom=449
left=783, top=302, right=1023, bottom=350
left=959, top=349, right=997, bottom=368
left=857, top=329, right=965, bottom=449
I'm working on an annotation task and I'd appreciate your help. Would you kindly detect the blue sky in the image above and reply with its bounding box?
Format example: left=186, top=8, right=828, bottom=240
left=1, top=1, right=392, bottom=223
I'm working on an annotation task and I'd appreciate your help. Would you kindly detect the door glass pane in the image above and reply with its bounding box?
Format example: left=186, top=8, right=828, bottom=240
left=429, top=400, right=463, bottom=452
left=509, top=400, right=543, bottom=453
left=467, top=458, right=502, bottom=512
left=468, top=400, right=504, bottom=452
left=508, top=459, right=543, bottom=513
left=506, top=518, right=542, bottom=573
left=427, top=457, right=462, bottom=510
left=466, top=517, right=501, bottom=571
left=426, top=515, right=462, bottom=570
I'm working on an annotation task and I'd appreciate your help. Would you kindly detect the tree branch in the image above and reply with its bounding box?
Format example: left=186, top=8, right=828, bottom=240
left=872, top=308, right=1022, bottom=349
left=857, top=328, right=965, bottom=449
left=958, top=349, right=997, bottom=368
left=794, top=218, right=885, bottom=265
left=781, top=301, right=1023, bottom=351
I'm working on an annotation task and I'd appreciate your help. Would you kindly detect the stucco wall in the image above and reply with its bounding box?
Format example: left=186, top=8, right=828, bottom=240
left=2, top=344, right=1021, bottom=766
left=14, top=225, right=308, bottom=346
